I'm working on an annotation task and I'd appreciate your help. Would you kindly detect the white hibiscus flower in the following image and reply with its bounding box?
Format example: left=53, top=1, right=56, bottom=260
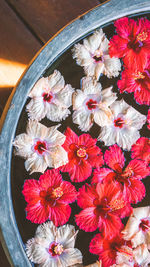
left=122, top=206, right=150, bottom=248
left=26, top=222, right=82, bottom=267
left=111, top=244, right=150, bottom=266
left=72, top=29, right=121, bottom=80
left=13, top=120, right=68, bottom=173
left=26, top=70, right=74, bottom=122
left=98, top=99, right=146, bottom=150
left=72, top=76, right=117, bottom=131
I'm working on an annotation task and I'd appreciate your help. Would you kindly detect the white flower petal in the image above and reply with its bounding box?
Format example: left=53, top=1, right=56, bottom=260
left=26, top=98, right=46, bottom=121
left=122, top=216, right=140, bottom=241
left=133, top=206, right=150, bottom=221
left=13, top=133, right=32, bottom=158
left=125, top=107, right=146, bottom=129
left=94, top=109, right=112, bottom=127
left=101, top=86, right=117, bottom=106
left=50, top=146, right=68, bottom=169
left=72, top=43, right=91, bottom=66
left=81, top=76, right=102, bottom=95
left=104, top=56, right=121, bottom=78
left=48, top=70, right=65, bottom=94
left=73, top=90, right=87, bottom=110
left=56, top=224, right=77, bottom=248
left=56, top=84, right=74, bottom=107
left=133, top=244, right=150, bottom=266
left=28, top=77, right=49, bottom=98
left=46, top=103, right=71, bottom=122
left=72, top=108, right=93, bottom=132
left=61, top=248, right=82, bottom=266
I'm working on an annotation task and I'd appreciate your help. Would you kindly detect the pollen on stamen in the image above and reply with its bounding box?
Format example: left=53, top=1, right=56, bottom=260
left=52, top=187, right=63, bottom=198
left=109, top=199, right=125, bottom=211
left=134, top=71, right=145, bottom=80
left=77, top=148, right=87, bottom=158
left=137, top=32, right=148, bottom=42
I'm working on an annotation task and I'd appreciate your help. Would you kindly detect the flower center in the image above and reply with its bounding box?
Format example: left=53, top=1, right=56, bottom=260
left=137, top=32, right=148, bottom=42
left=49, top=242, right=64, bottom=256
left=86, top=99, right=97, bottom=110
left=122, top=167, right=134, bottom=179
left=52, top=187, right=63, bottom=198
left=42, top=92, right=53, bottom=103
left=34, top=140, right=47, bottom=155
left=93, top=50, right=103, bottom=62
left=109, top=199, right=125, bottom=211
left=77, top=148, right=87, bottom=158
left=139, top=219, right=150, bottom=232
left=114, top=117, right=124, bottom=128
left=134, top=71, right=145, bottom=80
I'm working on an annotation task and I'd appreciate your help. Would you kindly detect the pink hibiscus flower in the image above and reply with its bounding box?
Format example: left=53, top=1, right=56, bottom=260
left=22, top=169, right=77, bottom=225
left=75, top=182, right=132, bottom=238
left=60, top=128, right=104, bottom=182
left=109, top=17, right=150, bottom=68
left=89, top=233, right=132, bottom=267
left=92, top=144, right=150, bottom=204
left=117, top=60, right=150, bottom=105
left=131, top=137, right=150, bottom=165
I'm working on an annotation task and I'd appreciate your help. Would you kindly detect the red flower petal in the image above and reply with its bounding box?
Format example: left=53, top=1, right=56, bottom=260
left=123, top=179, right=146, bottom=204
left=126, top=159, right=150, bottom=179
left=59, top=181, right=78, bottom=203
left=50, top=204, right=71, bottom=226
left=104, top=144, right=125, bottom=172
left=92, top=168, right=116, bottom=184
left=62, top=127, right=78, bottom=151
left=77, top=184, right=98, bottom=209
left=75, top=207, right=99, bottom=232
left=131, top=137, right=150, bottom=164
left=26, top=202, right=49, bottom=224
left=39, top=169, right=62, bottom=189
left=22, top=179, right=40, bottom=204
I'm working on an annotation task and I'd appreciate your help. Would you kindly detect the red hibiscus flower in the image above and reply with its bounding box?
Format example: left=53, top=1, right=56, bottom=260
left=131, top=137, right=150, bottom=165
left=60, top=128, right=104, bottom=182
left=117, top=60, right=150, bottom=105
left=109, top=17, right=150, bottom=68
left=75, top=182, right=132, bottom=238
left=92, top=144, right=150, bottom=204
left=89, top=233, right=132, bottom=267
left=22, top=169, right=77, bottom=225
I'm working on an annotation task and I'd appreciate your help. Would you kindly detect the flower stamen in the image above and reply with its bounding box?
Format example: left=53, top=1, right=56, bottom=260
left=137, top=32, right=148, bottom=42
left=52, top=187, right=63, bottom=198
left=77, top=148, right=87, bottom=158
left=134, top=71, right=145, bottom=80
left=109, top=199, right=125, bottom=211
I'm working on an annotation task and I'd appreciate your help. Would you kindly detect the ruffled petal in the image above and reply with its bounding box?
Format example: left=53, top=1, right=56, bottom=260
left=50, top=204, right=71, bottom=227
left=77, top=184, right=97, bottom=209
left=104, top=144, right=125, bottom=171
left=75, top=207, right=99, bottom=232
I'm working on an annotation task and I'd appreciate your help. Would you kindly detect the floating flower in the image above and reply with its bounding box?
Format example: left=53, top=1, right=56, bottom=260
left=89, top=233, right=132, bottom=267
left=22, top=169, right=77, bottom=225
left=72, top=29, right=121, bottom=80
left=98, top=99, right=146, bottom=150
left=26, top=221, right=82, bottom=267
left=131, top=137, right=150, bottom=165
left=122, top=206, right=150, bottom=249
left=118, top=60, right=150, bottom=106
left=75, top=183, right=132, bottom=237
left=92, top=144, right=150, bottom=203
left=26, top=70, right=74, bottom=122
left=60, top=128, right=103, bottom=182
left=112, top=244, right=150, bottom=267
left=13, top=120, right=68, bottom=173
left=72, top=76, right=117, bottom=131
left=109, top=17, right=150, bottom=68
left=147, top=109, right=150, bottom=130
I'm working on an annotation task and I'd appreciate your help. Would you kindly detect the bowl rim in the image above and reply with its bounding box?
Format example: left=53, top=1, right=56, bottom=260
left=0, top=0, right=150, bottom=266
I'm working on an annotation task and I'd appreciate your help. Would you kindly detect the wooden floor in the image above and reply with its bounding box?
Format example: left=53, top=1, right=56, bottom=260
left=0, top=0, right=107, bottom=266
